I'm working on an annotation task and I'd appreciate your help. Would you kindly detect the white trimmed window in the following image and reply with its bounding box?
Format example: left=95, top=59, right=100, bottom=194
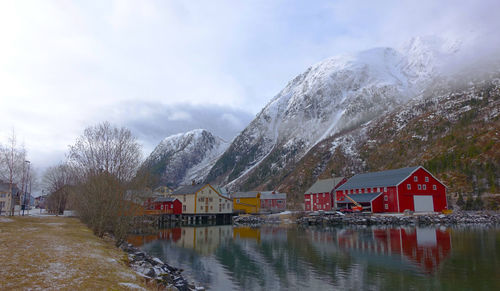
left=384, top=196, right=388, bottom=201
left=407, top=184, right=411, bottom=190
left=384, top=204, right=388, bottom=210
left=433, top=185, right=437, bottom=190
left=418, top=184, right=422, bottom=190
left=414, top=176, right=418, bottom=182
left=423, top=184, right=427, bottom=190
left=384, top=187, right=387, bottom=192
left=425, top=177, right=429, bottom=182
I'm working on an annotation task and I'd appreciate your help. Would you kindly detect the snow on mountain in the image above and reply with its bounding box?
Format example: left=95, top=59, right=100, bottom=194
left=141, top=129, right=229, bottom=188
left=206, top=36, right=461, bottom=189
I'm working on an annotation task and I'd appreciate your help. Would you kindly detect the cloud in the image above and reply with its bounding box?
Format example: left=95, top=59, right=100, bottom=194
left=103, top=101, right=254, bottom=154
left=0, top=0, right=499, bottom=173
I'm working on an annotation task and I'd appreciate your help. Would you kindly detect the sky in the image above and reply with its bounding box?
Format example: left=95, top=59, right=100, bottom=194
left=0, top=0, right=499, bottom=173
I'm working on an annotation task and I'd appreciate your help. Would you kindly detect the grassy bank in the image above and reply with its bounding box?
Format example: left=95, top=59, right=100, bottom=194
left=0, top=216, right=150, bottom=290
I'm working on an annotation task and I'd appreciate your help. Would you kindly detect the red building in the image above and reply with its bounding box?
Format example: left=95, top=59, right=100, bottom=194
left=336, top=166, right=447, bottom=213
left=260, top=191, right=287, bottom=212
left=150, top=197, right=182, bottom=214
left=304, top=177, right=346, bottom=211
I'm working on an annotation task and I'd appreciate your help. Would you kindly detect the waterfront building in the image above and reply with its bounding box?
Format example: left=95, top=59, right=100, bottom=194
left=336, top=166, right=447, bottom=213
left=304, top=177, right=346, bottom=211
left=231, top=191, right=261, bottom=214
left=149, top=197, right=182, bottom=214
left=260, top=191, right=287, bottom=212
left=171, top=183, right=233, bottom=214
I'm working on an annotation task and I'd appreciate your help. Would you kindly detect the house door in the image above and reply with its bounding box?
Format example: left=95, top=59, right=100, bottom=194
left=414, top=195, right=434, bottom=212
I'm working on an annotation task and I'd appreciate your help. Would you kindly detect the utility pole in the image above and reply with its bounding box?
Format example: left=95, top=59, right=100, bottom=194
left=21, top=160, right=30, bottom=216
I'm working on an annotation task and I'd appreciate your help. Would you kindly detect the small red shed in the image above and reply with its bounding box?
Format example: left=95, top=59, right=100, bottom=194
left=152, top=197, right=182, bottom=214
left=304, top=177, right=347, bottom=211
left=336, top=166, right=447, bottom=213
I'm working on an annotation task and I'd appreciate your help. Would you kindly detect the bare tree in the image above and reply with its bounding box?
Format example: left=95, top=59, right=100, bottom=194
left=68, top=122, right=143, bottom=244
left=43, top=163, right=73, bottom=215
left=0, top=130, right=27, bottom=216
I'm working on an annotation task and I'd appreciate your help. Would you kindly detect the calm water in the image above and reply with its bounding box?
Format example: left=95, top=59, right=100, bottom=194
left=128, top=224, right=500, bottom=290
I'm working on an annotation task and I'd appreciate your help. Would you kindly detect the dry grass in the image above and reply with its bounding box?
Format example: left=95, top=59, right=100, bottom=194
left=0, top=216, right=151, bottom=290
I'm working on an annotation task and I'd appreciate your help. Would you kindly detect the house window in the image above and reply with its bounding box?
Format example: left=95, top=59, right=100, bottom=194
left=237, top=199, right=240, bottom=203
left=323, top=193, right=325, bottom=197
left=407, top=184, right=411, bottom=190
left=183, top=205, right=186, bottom=211
left=210, top=206, right=213, bottom=210
left=171, top=205, right=173, bottom=209
left=209, top=197, right=213, bottom=202
left=384, top=204, right=388, bottom=210
left=423, top=184, right=427, bottom=190
left=414, top=176, right=418, bottom=182
left=425, top=177, right=429, bottom=182
left=418, top=184, right=422, bottom=190
left=161, top=205, right=164, bottom=210
left=384, top=196, right=388, bottom=201
left=384, top=187, right=387, bottom=192
left=433, top=185, right=437, bottom=190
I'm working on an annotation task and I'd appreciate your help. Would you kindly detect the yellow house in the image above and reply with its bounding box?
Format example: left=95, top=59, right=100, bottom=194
left=171, top=183, right=233, bottom=214
left=231, top=191, right=261, bottom=214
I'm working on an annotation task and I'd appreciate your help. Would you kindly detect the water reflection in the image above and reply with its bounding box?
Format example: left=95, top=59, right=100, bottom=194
left=128, top=225, right=499, bottom=290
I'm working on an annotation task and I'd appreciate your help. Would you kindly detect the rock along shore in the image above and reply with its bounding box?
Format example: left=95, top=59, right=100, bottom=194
left=297, top=211, right=500, bottom=226
left=119, top=242, right=204, bottom=291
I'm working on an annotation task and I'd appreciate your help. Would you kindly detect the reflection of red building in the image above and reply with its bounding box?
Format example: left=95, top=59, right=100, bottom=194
left=336, top=227, right=451, bottom=273
left=128, top=228, right=182, bottom=247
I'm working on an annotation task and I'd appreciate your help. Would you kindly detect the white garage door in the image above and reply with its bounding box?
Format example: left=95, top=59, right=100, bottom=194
left=414, top=195, right=434, bottom=212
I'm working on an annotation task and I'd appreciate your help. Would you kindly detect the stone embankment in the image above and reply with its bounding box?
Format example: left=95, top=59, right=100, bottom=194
left=297, top=212, right=500, bottom=226
left=119, top=242, right=204, bottom=291
left=232, top=215, right=281, bottom=226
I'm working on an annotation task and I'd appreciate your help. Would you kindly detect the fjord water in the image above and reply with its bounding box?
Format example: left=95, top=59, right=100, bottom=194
left=128, top=225, right=499, bottom=290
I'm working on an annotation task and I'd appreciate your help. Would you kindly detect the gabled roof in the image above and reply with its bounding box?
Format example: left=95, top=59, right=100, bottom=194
left=260, top=191, right=286, bottom=200
left=305, top=177, right=345, bottom=195
left=337, top=192, right=383, bottom=203
left=172, top=184, right=206, bottom=195
left=337, top=166, right=420, bottom=190
left=154, top=197, right=178, bottom=203
left=231, top=191, right=260, bottom=199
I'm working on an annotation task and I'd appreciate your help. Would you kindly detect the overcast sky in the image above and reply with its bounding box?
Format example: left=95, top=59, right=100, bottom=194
left=0, top=0, right=499, bottom=171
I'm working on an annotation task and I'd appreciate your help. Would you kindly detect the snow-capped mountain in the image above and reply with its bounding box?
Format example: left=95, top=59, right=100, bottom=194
left=206, top=36, right=460, bottom=190
left=141, top=129, right=229, bottom=188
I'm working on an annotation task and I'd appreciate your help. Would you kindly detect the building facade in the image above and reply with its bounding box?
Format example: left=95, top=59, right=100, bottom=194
left=260, top=191, right=286, bottom=212
left=231, top=192, right=261, bottom=214
left=150, top=197, right=182, bottom=214
left=336, top=166, right=447, bottom=213
left=304, top=177, right=346, bottom=211
left=172, top=184, right=233, bottom=214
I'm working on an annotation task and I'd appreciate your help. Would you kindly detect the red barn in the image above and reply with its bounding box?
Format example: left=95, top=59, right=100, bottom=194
left=260, top=191, right=287, bottom=212
left=336, top=166, right=447, bottom=213
left=304, top=177, right=346, bottom=211
left=151, top=197, right=182, bottom=214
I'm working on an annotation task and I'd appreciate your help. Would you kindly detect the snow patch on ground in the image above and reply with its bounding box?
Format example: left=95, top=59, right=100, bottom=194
left=0, top=217, right=13, bottom=222
left=118, top=282, right=148, bottom=290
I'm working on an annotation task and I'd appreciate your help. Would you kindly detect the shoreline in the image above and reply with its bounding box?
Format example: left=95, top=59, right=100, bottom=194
left=119, top=242, right=205, bottom=291
left=231, top=211, right=500, bottom=227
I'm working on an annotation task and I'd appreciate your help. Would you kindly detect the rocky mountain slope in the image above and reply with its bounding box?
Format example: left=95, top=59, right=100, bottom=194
left=140, top=129, right=229, bottom=188
left=206, top=36, right=459, bottom=191
left=277, top=73, right=500, bottom=207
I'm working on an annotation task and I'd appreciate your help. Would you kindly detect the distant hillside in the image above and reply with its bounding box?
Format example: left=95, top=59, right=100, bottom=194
left=276, top=74, right=500, bottom=208
left=139, top=129, right=229, bottom=188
